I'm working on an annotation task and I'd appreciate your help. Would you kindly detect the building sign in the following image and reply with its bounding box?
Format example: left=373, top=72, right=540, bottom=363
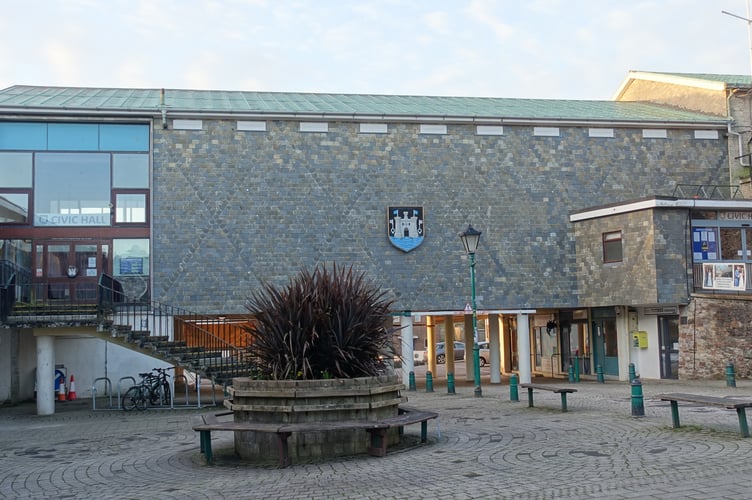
left=702, top=263, right=746, bottom=291
left=35, top=213, right=109, bottom=226
left=388, top=206, right=424, bottom=252
left=719, top=211, right=752, bottom=220
left=692, top=227, right=717, bottom=261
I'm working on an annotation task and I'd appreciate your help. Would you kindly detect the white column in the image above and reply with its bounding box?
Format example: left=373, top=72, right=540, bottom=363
left=400, top=315, right=414, bottom=386
left=489, top=314, right=501, bottom=383
left=36, top=335, right=55, bottom=416
left=517, top=313, right=532, bottom=384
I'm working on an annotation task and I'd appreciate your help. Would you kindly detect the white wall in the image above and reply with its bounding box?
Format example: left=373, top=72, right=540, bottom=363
left=628, top=313, right=660, bottom=379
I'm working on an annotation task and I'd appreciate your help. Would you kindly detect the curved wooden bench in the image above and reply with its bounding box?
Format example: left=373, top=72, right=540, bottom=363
left=193, top=406, right=438, bottom=467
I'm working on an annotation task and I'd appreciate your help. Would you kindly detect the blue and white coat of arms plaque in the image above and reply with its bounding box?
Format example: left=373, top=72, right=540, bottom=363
left=388, top=206, right=424, bottom=252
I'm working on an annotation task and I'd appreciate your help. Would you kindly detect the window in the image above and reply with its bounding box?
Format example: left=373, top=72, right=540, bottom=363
left=34, top=153, right=111, bottom=226
left=115, top=193, right=147, bottom=223
left=0, top=193, right=29, bottom=223
left=603, top=231, right=623, bottom=263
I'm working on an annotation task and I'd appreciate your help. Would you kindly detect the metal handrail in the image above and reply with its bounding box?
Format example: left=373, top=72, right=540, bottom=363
left=97, top=274, right=256, bottom=383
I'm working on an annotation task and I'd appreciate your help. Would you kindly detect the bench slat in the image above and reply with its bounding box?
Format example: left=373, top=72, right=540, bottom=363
left=657, top=393, right=752, bottom=409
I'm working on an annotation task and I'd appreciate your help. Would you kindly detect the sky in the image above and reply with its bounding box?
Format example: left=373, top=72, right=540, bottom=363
left=3, top=0, right=752, bottom=100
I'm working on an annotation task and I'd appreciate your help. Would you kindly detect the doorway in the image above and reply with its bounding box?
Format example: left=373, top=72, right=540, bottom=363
left=592, top=308, right=619, bottom=377
left=658, top=315, right=679, bottom=379
left=35, top=240, right=109, bottom=302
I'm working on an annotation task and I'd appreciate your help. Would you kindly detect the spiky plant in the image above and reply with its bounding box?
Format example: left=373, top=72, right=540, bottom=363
left=244, top=263, right=396, bottom=380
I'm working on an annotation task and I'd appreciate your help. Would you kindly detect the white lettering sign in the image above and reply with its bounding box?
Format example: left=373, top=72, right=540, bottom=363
left=35, top=213, right=110, bottom=226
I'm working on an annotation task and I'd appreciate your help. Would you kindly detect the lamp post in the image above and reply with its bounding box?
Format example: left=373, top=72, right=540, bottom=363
left=460, top=224, right=482, bottom=397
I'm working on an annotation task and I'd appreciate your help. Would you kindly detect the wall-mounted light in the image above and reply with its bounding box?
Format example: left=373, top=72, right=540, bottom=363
left=546, top=320, right=557, bottom=336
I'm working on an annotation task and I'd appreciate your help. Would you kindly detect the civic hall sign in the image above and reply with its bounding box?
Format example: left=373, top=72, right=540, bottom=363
left=35, top=213, right=109, bottom=226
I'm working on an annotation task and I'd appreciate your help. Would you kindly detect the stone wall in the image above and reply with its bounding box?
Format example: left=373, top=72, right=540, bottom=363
left=152, top=120, right=728, bottom=314
left=680, top=294, right=752, bottom=379
left=574, top=208, right=690, bottom=307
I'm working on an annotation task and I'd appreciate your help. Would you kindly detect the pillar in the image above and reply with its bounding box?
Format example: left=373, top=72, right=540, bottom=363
left=489, top=314, right=501, bottom=383
left=400, top=315, right=414, bottom=386
left=426, top=316, right=437, bottom=377
left=464, top=314, right=474, bottom=381
left=444, top=316, right=455, bottom=379
left=36, top=335, right=55, bottom=416
left=517, top=313, right=532, bottom=384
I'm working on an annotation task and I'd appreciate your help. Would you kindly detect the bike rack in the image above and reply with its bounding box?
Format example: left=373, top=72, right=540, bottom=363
left=117, top=376, right=137, bottom=410
left=91, top=377, right=113, bottom=411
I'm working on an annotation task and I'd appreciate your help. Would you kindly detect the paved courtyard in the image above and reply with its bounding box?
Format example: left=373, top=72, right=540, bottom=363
left=2, top=376, right=752, bottom=499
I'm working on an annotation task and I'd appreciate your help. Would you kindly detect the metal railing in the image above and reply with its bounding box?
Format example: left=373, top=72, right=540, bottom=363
left=97, top=274, right=256, bottom=383
left=672, top=184, right=743, bottom=200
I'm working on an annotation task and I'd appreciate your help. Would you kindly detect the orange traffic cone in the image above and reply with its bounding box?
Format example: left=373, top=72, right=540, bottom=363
left=58, top=380, right=66, bottom=401
left=67, top=375, right=77, bottom=401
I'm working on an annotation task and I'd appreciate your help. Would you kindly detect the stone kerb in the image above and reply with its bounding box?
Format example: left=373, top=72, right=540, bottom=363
left=226, top=375, right=405, bottom=461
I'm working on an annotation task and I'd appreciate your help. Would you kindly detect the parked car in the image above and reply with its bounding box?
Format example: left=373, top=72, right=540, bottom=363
left=478, top=341, right=490, bottom=367
left=435, top=341, right=465, bottom=364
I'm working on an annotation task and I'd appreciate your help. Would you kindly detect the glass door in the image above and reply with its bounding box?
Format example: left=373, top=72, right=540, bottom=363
left=36, top=240, right=109, bottom=302
left=659, top=315, right=679, bottom=379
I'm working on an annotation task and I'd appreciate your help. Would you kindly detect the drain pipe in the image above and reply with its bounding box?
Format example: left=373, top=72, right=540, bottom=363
left=160, top=88, right=167, bottom=129
left=727, top=89, right=751, bottom=169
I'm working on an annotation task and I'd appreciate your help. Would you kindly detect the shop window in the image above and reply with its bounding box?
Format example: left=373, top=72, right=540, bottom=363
left=603, top=230, right=623, bottom=263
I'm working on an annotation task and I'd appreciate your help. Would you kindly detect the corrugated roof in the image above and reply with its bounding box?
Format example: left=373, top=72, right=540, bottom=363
left=0, top=84, right=728, bottom=124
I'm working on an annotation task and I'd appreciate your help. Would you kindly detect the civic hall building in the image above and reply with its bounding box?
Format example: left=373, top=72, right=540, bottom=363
left=3, top=71, right=752, bottom=411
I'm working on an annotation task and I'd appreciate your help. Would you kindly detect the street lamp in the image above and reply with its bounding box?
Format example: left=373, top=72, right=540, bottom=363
left=459, top=224, right=482, bottom=397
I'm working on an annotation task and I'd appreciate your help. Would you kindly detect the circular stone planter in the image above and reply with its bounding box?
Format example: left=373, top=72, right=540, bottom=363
left=225, top=374, right=405, bottom=462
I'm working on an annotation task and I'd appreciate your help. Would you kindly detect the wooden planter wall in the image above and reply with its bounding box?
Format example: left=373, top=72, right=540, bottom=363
left=226, top=375, right=405, bottom=462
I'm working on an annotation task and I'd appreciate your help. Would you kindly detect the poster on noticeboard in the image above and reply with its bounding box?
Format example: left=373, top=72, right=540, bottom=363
left=702, top=263, right=746, bottom=291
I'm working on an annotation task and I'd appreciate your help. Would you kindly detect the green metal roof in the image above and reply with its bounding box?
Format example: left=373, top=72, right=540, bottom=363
left=0, top=85, right=728, bottom=124
left=636, top=71, right=752, bottom=88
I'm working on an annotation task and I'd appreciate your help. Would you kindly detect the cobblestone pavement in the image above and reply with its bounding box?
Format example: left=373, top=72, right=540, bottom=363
left=2, top=377, right=752, bottom=499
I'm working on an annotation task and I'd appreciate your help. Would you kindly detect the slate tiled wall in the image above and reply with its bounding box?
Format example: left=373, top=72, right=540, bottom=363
left=152, top=120, right=727, bottom=314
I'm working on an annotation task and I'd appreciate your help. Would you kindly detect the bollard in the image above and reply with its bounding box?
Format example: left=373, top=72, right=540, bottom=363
left=596, top=364, right=605, bottom=383
left=567, top=364, right=574, bottom=383
left=510, top=373, right=519, bottom=401
left=408, top=371, right=416, bottom=391
left=631, top=378, right=645, bottom=417
left=447, top=373, right=456, bottom=394
left=574, top=358, right=580, bottom=383
left=726, top=362, right=737, bottom=388
left=426, top=371, right=434, bottom=393
left=629, top=363, right=636, bottom=383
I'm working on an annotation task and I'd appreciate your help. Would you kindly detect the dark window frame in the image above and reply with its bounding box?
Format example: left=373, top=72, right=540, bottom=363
left=602, top=230, right=623, bottom=263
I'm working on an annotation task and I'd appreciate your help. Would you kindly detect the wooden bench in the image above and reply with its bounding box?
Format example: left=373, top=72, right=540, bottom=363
left=657, top=393, right=752, bottom=438
left=519, top=383, right=577, bottom=412
left=192, top=406, right=438, bottom=467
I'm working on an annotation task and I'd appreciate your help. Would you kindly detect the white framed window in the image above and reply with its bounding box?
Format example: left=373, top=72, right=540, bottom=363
left=476, top=125, right=504, bottom=136
left=299, top=122, right=328, bottom=133
left=588, top=128, right=614, bottom=138
left=360, top=123, right=388, bottom=134
left=237, top=121, right=267, bottom=132
left=533, top=127, right=559, bottom=137
left=642, top=129, right=667, bottom=139
left=419, top=124, right=447, bottom=135
left=172, top=119, right=203, bottom=130
left=694, top=130, right=719, bottom=140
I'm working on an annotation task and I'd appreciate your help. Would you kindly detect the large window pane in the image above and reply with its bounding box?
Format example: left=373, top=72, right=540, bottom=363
left=720, top=228, right=742, bottom=260
left=113, top=154, right=149, bottom=188
left=0, top=152, right=33, bottom=187
left=34, top=153, right=110, bottom=226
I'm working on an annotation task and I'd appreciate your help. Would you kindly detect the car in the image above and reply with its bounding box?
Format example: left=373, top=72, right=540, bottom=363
left=477, top=341, right=491, bottom=367
left=435, top=341, right=465, bottom=364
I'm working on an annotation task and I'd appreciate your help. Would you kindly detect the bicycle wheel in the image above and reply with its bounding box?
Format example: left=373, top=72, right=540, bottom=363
left=122, top=386, right=143, bottom=411
left=160, top=380, right=171, bottom=406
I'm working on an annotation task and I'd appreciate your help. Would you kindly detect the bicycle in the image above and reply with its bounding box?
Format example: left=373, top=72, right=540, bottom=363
left=122, top=367, right=173, bottom=411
